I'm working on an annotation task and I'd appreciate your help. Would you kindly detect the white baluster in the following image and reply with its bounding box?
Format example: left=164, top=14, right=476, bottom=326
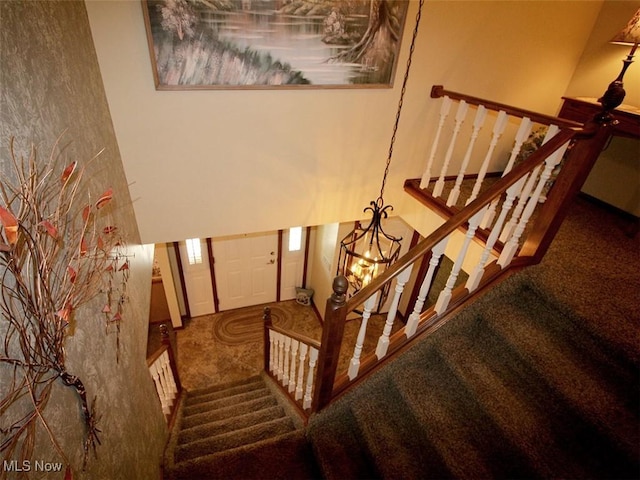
left=268, top=330, right=276, bottom=373
left=466, top=110, right=509, bottom=206
left=466, top=178, right=525, bottom=292
left=303, top=347, right=319, bottom=410
left=150, top=363, right=169, bottom=415
left=500, top=125, right=559, bottom=243
left=433, top=100, right=469, bottom=197
left=160, top=351, right=177, bottom=401
left=498, top=138, right=570, bottom=268
left=447, top=105, right=487, bottom=206
left=288, top=339, right=299, bottom=394
left=348, top=292, right=379, bottom=380
left=157, top=354, right=174, bottom=408
left=503, top=117, right=533, bottom=175
left=405, top=237, right=449, bottom=338
left=276, top=332, right=285, bottom=382
left=420, top=96, right=452, bottom=188
left=481, top=117, right=533, bottom=228
left=376, top=265, right=413, bottom=359
left=282, top=336, right=291, bottom=387
left=435, top=207, right=488, bottom=314
left=295, top=343, right=308, bottom=401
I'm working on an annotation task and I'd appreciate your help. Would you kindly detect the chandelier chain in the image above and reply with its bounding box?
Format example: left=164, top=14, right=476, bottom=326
left=379, top=0, right=425, bottom=202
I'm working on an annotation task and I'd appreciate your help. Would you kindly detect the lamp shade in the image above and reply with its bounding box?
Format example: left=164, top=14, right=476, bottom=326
left=611, top=8, right=640, bottom=45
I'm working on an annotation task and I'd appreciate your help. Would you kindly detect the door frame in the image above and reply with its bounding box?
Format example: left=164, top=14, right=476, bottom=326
left=172, top=228, right=311, bottom=316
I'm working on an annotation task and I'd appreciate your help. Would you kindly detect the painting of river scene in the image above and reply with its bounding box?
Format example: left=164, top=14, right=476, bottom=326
left=142, top=0, right=410, bottom=89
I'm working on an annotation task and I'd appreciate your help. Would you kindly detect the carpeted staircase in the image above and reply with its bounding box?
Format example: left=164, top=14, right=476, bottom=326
left=307, top=276, right=639, bottom=479
left=164, top=271, right=638, bottom=479
left=164, top=374, right=321, bottom=480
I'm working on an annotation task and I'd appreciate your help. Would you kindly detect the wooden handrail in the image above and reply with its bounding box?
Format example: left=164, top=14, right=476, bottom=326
left=147, top=343, right=168, bottom=367
left=430, top=84, right=584, bottom=129
left=345, top=127, right=577, bottom=313
left=268, top=324, right=321, bottom=350
left=311, top=84, right=616, bottom=412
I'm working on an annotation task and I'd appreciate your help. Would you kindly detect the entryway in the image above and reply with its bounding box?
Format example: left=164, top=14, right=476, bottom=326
left=176, top=227, right=308, bottom=317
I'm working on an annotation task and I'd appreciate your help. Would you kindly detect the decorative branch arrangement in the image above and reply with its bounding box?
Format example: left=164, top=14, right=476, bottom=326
left=0, top=136, right=128, bottom=474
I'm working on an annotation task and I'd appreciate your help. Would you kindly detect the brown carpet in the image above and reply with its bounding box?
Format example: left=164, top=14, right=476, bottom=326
left=212, top=303, right=297, bottom=345
left=176, top=300, right=322, bottom=390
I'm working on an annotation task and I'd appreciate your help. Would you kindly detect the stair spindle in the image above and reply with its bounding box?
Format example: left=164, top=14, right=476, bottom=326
left=405, top=237, right=449, bottom=337
left=295, top=343, right=308, bottom=401
left=466, top=178, right=524, bottom=292
left=435, top=207, right=487, bottom=314
left=465, top=110, right=508, bottom=206
left=303, top=347, right=319, bottom=410
left=433, top=100, right=469, bottom=197
left=376, top=265, right=413, bottom=359
left=288, top=339, right=299, bottom=394
left=348, top=292, right=379, bottom=380
left=447, top=105, right=487, bottom=206
left=481, top=116, right=533, bottom=228
left=500, top=125, right=559, bottom=244
left=499, top=139, right=570, bottom=267
left=420, top=95, right=453, bottom=188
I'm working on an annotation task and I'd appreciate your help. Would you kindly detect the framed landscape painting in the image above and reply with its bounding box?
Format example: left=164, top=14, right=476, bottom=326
left=142, top=0, right=410, bottom=90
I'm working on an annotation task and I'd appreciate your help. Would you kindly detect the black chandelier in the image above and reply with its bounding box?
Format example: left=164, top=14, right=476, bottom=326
left=337, top=0, right=424, bottom=311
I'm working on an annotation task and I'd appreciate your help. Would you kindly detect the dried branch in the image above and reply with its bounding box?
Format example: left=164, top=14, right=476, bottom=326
left=0, top=135, right=128, bottom=475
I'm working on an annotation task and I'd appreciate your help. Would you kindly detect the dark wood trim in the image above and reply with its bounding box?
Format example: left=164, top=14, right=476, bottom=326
left=277, top=230, right=283, bottom=302
left=559, top=96, right=640, bottom=139
left=404, top=178, right=505, bottom=254
left=263, top=307, right=272, bottom=373
left=520, top=121, right=614, bottom=262
left=431, top=85, right=583, bottom=129
left=268, top=324, right=322, bottom=350
left=172, top=241, right=191, bottom=319
left=302, top=226, right=311, bottom=288
left=206, top=238, right=219, bottom=313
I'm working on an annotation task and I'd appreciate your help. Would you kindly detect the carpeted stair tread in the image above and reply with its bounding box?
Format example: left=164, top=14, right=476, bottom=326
left=183, top=387, right=271, bottom=416
left=175, top=416, right=296, bottom=463
left=349, top=374, right=453, bottom=480
left=307, top=401, right=380, bottom=480
left=480, top=285, right=639, bottom=461
left=185, top=379, right=266, bottom=407
left=393, top=344, right=539, bottom=479
left=431, top=316, right=601, bottom=478
left=186, top=375, right=264, bottom=399
left=171, top=430, right=321, bottom=480
left=180, top=395, right=279, bottom=429
left=178, top=405, right=287, bottom=445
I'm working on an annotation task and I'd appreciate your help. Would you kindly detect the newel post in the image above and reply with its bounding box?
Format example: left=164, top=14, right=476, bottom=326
left=160, top=324, right=182, bottom=392
left=311, top=275, right=348, bottom=412
left=263, top=307, right=272, bottom=372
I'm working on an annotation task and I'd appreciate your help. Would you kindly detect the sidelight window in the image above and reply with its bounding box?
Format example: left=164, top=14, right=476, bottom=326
left=185, top=238, right=203, bottom=265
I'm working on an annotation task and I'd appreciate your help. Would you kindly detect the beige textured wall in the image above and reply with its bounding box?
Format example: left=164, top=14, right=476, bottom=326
left=85, top=1, right=603, bottom=244
left=0, top=1, right=166, bottom=478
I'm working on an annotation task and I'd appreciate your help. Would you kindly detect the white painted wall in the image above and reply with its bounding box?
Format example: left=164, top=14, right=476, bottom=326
left=85, top=1, right=603, bottom=244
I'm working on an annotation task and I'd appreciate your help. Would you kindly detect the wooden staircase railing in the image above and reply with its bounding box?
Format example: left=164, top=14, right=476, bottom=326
left=263, top=307, right=321, bottom=416
left=263, top=85, right=615, bottom=416
left=147, top=324, right=182, bottom=426
left=310, top=85, right=614, bottom=413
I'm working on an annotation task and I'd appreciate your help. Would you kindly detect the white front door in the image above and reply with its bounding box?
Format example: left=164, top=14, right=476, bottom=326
left=213, top=231, right=278, bottom=311
left=179, top=238, right=215, bottom=317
